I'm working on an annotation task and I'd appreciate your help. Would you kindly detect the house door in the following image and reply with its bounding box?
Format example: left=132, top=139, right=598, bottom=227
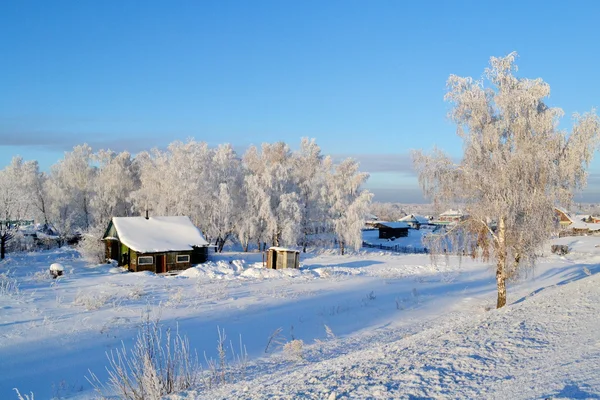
left=110, top=241, right=120, bottom=263
left=156, top=255, right=165, bottom=274
left=271, top=251, right=277, bottom=269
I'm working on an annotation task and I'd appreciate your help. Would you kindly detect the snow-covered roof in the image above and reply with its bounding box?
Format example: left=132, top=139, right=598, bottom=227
left=377, top=221, right=409, bottom=229
left=268, top=246, right=300, bottom=253
left=568, top=219, right=600, bottom=231
left=108, top=216, right=209, bottom=253
left=440, top=209, right=465, bottom=216
left=398, top=214, right=430, bottom=224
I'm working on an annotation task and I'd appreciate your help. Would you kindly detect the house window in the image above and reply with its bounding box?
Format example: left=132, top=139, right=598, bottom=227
left=138, top=256, right=153, bottom=265
left=176, top=254, right=190, bottom=263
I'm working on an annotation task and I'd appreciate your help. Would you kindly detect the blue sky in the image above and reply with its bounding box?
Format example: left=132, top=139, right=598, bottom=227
left=1, top=1, right=599, bottom=203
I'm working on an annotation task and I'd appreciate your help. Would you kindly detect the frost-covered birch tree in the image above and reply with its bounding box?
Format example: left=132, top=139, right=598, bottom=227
left=326, top=158, right=373, bottom=255
left=413, top=52, right=600, bottom=308
left=242, top=143, right=301, bottom=249
left=130, top=148, right=175, bottom=217
left=47, top=144, right=97, bottom=237
left=0, top=157, right=38, bottom=258
left=204, top=144, right=245, bottom=252
left=293, top=138, right=328, bottom=252
left=92, top=150, right=137, bottom=228
left=22, top=161, right=50, bottom=225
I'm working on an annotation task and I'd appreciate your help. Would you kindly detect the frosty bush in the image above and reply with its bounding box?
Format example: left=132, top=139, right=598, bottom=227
left=72, top=290, right=112, bottom=311
left=203, top=327, right=248, bottom=388
left=88, top=316, right=199, bottom=400
left=0, top=272, right=20, bottom=297
left=76, top=224, right=106, bottom=264
left=7, top=231, right=35, bottom=253
left=29, top=270, right=51, bottom=282
left=13, top=388, right=34, bottom=400
left=283, top=339, right=305, bottom=361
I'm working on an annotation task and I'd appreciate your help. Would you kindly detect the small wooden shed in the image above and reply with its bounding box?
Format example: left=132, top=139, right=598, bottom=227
left=265, top=247, right=300, bottom=269
left=102, top=216, right=210, bottom=273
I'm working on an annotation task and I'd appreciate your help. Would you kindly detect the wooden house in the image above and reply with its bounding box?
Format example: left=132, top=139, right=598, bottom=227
left=102, top=216, right=210, bottom=273
left=554, top=207, right=574, bottom=228
left=265, top=247, right=300, bottom=269
left=553, top=207, right=600, bottom=237
left=373, top=222, right=409, bottom=239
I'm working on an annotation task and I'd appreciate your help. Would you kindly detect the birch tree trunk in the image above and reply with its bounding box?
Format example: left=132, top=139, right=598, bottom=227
left=496, top=216, right=507, bottom=309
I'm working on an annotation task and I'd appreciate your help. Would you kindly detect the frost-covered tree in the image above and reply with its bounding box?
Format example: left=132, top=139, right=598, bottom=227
left=204, top=144, right=245, bottom=252
left=22, top=161, right=50, bottom=225
left=131, top=140, right=214, bottom=229
left=326, top=158, right=373, bottom=255
left=368, top=202, right=406, bottom=222
left=130, top=149, right=170, bottom=217
left=130, top=140, right=246, bottom=250
left=293, top=138, right=328, bottom=252
left=0, top=157, right=38, bottom=258
left=413, top=52, right=600, bottom=308
left=92, top=150, right=137, bottom=228
left=242, top=143, right=301, bottom=249
left=77, top=224, right=107, bottom=264
left=47, top=144, right=97, bottom=238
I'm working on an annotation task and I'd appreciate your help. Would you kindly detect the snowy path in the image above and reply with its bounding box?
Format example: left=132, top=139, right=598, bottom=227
left=184, top=267, right=600, bottom=399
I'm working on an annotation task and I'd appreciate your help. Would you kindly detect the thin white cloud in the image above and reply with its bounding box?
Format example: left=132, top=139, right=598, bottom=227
left=331, top=153, right=416, bottom=174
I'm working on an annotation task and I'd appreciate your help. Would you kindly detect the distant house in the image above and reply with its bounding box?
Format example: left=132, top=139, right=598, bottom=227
left=554, top=207, right=600, bottom=237
left=554, top=207, right=574, bottom=228
left=102, top=216, right=210, bottom=273
left=364, top=213, right=379, bottom=229
left=373, top=222, right=409, bottom=239
left=398, top=214, right=431, bottom=229
left=433, top=209, right=467, bottom=225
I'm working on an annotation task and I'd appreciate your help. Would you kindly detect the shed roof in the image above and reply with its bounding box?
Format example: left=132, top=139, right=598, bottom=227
left=376, top=221, right=410, bottom=229
left=398, top=214, right=430, bottom=224
left=106, top=216, right=209, bottom=253
left=268, top=246, right=300, bottom=253
left=440, top=209, right=465, bottom=216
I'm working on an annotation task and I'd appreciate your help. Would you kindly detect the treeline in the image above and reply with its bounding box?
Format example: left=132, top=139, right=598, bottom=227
left=0, top=138, right=372, bottom=254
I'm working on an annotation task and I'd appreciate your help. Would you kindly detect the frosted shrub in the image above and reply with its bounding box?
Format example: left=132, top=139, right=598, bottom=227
left=7, top=231, right=34, bottom=253
left=30, top=270, right=51, bottom=282
left=88, top=317, right=199, bottom=400
left=128, top=286, right=145, bottom=300
left=13, top=388, right=34, bottom=400
left=76, top=225, right=106, bottom=264
left=0, top=272, right=20, bottom=297
left=203, top=327, right=248, bottom=388
left=264, top=327, right=285, bottom=353
left=283, top=339, right=304, bottom=361
left=166, top=287, right=184, bottom=307
left=324, top=324, right=336, bottom=340
left=72, top=290, right=111, bottom=311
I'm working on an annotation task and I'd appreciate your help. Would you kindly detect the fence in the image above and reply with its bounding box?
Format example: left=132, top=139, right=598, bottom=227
left=362, top=241, right=429, bottom=254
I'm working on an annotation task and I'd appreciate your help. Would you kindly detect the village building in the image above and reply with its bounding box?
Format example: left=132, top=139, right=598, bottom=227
left=398, top=214, right=431, bottom=229
left=554, top=207, right=600, bottom=236
left=364, top=213, right=379, bottom=229
left=433, top=209, right=468, bottom=225
left=373, top=221, right=409, bottom=239
left=102, top=215, right=210, bottom=273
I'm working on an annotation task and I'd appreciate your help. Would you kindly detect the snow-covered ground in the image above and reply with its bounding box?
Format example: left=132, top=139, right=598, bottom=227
left=1, top=235, right=599, bottom=399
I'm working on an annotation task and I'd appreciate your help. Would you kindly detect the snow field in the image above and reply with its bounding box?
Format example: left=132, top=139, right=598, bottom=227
left=0, top=237, right=599, bottom=399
